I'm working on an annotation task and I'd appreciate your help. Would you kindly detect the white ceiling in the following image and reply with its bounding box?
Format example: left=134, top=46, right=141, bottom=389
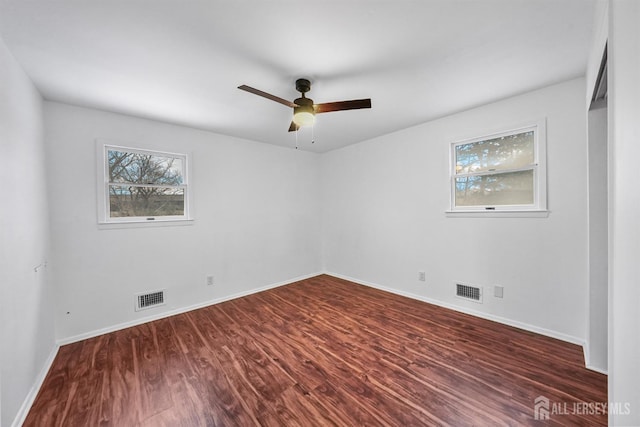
left=0, top=0, right=599, bottom=153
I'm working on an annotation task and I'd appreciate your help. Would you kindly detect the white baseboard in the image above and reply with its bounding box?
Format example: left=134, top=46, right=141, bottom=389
left=585, top=363, right=608, bottom=375
left=582, top=341, right=608, bottom=375
left=12, top=344, right=60, bottom=427
left=57, top=271, right=323, bottom=346
left=324, top=271, right=588, bottom=348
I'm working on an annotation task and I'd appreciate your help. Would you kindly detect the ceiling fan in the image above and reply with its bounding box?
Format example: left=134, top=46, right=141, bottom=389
left=238, top=78, right=372, bottom=132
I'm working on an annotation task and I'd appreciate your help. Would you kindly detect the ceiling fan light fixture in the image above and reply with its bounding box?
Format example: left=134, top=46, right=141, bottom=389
left=293, top=105, right=315, bottom=127
left=238, top=78, right=371, bottom=133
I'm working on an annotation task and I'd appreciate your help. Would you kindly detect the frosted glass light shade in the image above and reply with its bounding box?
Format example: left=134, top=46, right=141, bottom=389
left=293, top=105, right=315, bottom=127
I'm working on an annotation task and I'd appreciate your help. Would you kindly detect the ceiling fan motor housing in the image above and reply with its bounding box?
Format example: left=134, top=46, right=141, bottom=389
left=294, top=96, right=313, bottom=107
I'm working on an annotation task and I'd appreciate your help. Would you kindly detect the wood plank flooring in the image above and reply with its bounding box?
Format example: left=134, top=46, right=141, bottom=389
left=25, top=275, right=607, bottom=426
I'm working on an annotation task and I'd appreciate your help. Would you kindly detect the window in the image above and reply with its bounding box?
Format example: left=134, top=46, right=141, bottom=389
left=449, top=121, right=547, bottom=214
left=97, top=143, right=191, bottom=224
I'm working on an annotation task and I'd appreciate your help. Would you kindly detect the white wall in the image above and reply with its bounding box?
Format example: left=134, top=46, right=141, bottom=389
left=0, top=38, right=56, bottom=427
left=44, top=102, right=322, bottom=342
left=608, top=1, right=640, bottom=424
left=322, top=78, right=589, bottom=343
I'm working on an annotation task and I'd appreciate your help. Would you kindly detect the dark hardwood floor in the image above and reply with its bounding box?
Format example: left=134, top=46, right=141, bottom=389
left=25, top=275, right=607, bottom=426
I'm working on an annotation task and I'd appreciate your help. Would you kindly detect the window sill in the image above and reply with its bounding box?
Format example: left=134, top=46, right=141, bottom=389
left=445, top=210, right=549, bottom=218
left=98, top=219, right=194, bottom=230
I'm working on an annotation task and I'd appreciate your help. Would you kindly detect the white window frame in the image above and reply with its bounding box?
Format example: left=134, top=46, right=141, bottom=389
left=447, top=120, right=548, bottom=217
left=96, top=141, right=193, bottom=226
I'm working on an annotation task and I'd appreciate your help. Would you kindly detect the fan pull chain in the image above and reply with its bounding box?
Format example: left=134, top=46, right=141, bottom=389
left=311, top=123, right=315, bottom=144
left=295, top=127, right=298, bottom=150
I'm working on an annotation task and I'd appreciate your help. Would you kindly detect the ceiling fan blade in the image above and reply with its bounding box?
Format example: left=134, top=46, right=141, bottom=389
left=314, top=98, right=372, bottom=114
left=288, top=121, right=300, bottom=132
left=238, top=85, right=297, bottom=108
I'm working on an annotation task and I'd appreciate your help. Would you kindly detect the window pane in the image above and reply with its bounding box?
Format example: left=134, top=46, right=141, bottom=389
left=455, top=131, right=534, bottom=174
left=108, top=150, right=183, bottom=185
left=109, top=185, right=185, bottom=217
left=455, top=170, right=534, bottom=206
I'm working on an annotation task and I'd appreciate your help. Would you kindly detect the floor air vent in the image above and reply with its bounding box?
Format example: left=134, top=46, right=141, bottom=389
left=135, top=290, right=165, bottom=311
left=456, top=283, right=482, bottom=303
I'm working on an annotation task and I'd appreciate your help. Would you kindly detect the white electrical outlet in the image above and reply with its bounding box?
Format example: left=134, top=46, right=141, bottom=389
left=418, top=271, right=426, bottom=282
left=494, top=285, right=504, bottom=298
left=206, top=275, right=214, bottom=286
